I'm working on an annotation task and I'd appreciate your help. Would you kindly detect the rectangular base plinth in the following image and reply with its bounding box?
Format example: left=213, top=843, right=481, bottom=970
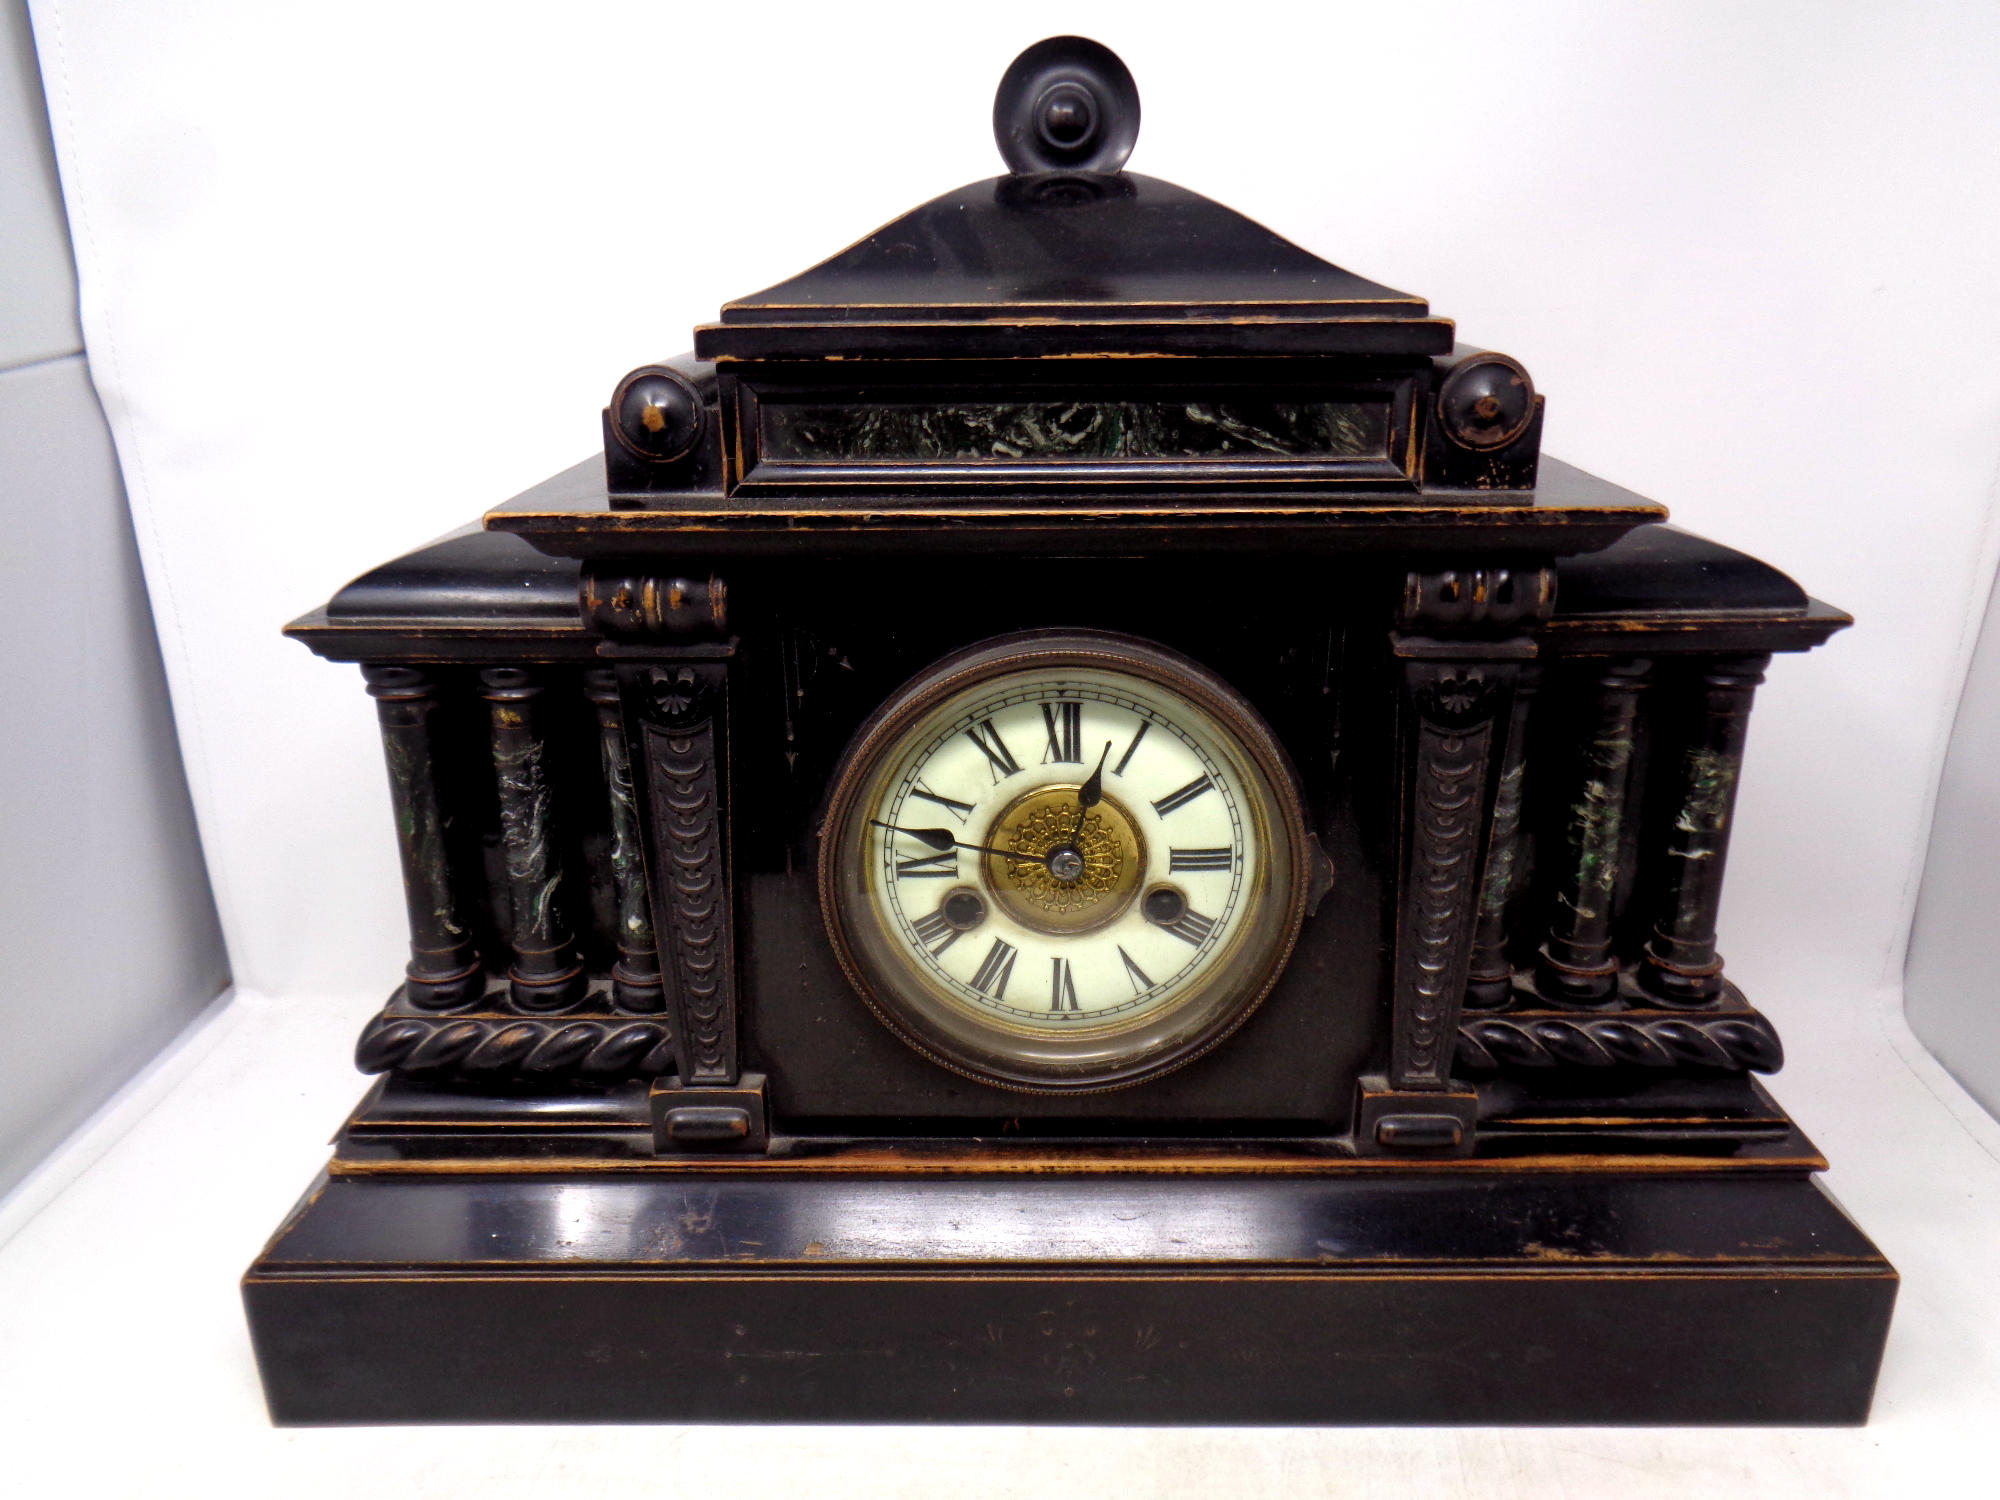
left=244, top=1165, right=1895, bottom=1425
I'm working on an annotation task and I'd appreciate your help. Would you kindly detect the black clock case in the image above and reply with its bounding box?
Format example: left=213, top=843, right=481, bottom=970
left=248, top=39, right=1895, bottom=1424
left=255, top=482, right=1894, bottom=1426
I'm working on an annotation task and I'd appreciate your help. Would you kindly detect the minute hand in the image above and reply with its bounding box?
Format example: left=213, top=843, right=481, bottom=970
left=1072, top=740, right=1112, bottom=841
left=870, top=820, right=1050, bottom=867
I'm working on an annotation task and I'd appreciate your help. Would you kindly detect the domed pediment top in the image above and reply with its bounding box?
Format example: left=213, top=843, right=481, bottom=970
left=696, top=174, right=1450, bottom=362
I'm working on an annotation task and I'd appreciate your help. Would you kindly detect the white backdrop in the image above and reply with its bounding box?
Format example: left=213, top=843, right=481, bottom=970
left=20, top=0, right=2000, bottom=1488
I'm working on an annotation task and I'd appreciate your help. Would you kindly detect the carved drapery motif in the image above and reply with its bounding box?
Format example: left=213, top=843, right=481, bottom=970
left=1391, top=659, right=1512, bottom=1089
left=625, top=658, right=739, bottom=1086
left=1381, top=564, right=1544, bottom=1098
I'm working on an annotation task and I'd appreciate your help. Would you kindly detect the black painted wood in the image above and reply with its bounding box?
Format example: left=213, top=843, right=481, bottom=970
left=698, top=174, right=1450, bottom=361
left=244, top=1167, right=1895, bottom=1425
left=1388, top=658, right=1514, bottom=1089
left=619, top=657, right=739, bottom=1086
left=487, top=481, right=1663, bottom=559
left=289, top=472, right=1837, bottom=663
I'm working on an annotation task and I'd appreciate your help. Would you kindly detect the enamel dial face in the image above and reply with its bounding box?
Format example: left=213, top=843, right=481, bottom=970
left=820, top=632, right=1309, bottom=1092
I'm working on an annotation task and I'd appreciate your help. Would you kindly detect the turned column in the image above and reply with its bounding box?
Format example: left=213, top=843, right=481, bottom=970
left=1535, top=659, right=1649, bottom=1004
left=361, top=664, right=481, bottom=1009
left=1639, top=655, right=1769, bottom=1004
left=480, top=666, right=585, bottom=1011
left=585, top=668, right=666, bottom=1013
left=1463, top=666, right=1539, bottom=1010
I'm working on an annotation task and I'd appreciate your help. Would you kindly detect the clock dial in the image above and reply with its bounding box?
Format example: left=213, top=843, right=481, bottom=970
left=820, top=632, right=1310, bottom=1092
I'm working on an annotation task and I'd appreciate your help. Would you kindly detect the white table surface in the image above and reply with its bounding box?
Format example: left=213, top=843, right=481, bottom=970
left=3, top=981, right=1996, bottom=1500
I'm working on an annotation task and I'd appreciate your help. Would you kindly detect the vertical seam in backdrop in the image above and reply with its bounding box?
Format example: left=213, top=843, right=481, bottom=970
left=1882, top=442, right=2000, bottom=992
left=32, top=0, right=245, bottom=971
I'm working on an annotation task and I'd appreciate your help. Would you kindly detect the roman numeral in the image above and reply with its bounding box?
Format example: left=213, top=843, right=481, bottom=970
left=1050, top=956, right=1079, bottom=1011
left=964, top=720, right=1022, bottom=783
left=1152, top=774, right=1215, bottom=817
left=1041, top=700, right=1082, bottom=764
left=1158, top=907, right=1217, bottom=947
left=895, top=849, right=958, bottom=879
left=1113, top=720, right=1150, bottom=776
left=969, top=937, right=1018, bottom=998
left=1168, top=847, right=1234, bottom=872
left=911, top=782, right=974, bottom=823
left=911, top=908, right=962, bottom=956
left=1117, top=945, right=1154, bottom=995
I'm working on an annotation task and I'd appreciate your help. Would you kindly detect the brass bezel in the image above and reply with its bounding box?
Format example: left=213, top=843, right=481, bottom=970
left=818, top=629, right=1311, bottom=1094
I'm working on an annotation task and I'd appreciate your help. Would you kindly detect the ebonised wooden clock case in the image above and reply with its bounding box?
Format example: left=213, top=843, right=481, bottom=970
left=246, top=37, right=1895, bottom=1425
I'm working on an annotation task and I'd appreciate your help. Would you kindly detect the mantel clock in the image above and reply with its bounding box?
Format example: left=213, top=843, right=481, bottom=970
left=248, top=38, right=1896, bottom=1425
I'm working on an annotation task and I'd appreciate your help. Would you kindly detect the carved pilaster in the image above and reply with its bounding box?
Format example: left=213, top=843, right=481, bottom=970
left=620, top=656, right=739, bottom=1086
left=1639, top=655, right=1769, bottom=1005
left=1535, top=660, right=1649, bottom=1005
left=480, top=667, right=585, bottom=1012
left=1464, top=666, right=1539, bottom=1009
left=585, top=669, right=666, bottom=1014
left=1378, top=564, right=1553, bottom=1101
left=1390, top=658, right=1517, bottom=1089
left=361, top=665, right=481, bottom=1009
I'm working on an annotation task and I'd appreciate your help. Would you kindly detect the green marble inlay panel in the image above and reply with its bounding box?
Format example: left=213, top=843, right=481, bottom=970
left=760, top=397, right=1390, bottom=464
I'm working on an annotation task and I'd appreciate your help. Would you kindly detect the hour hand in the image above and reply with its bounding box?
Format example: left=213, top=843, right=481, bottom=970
left=871, top=820, right=956, bottom=852
left=870, top=820, right=1046, bottom=866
